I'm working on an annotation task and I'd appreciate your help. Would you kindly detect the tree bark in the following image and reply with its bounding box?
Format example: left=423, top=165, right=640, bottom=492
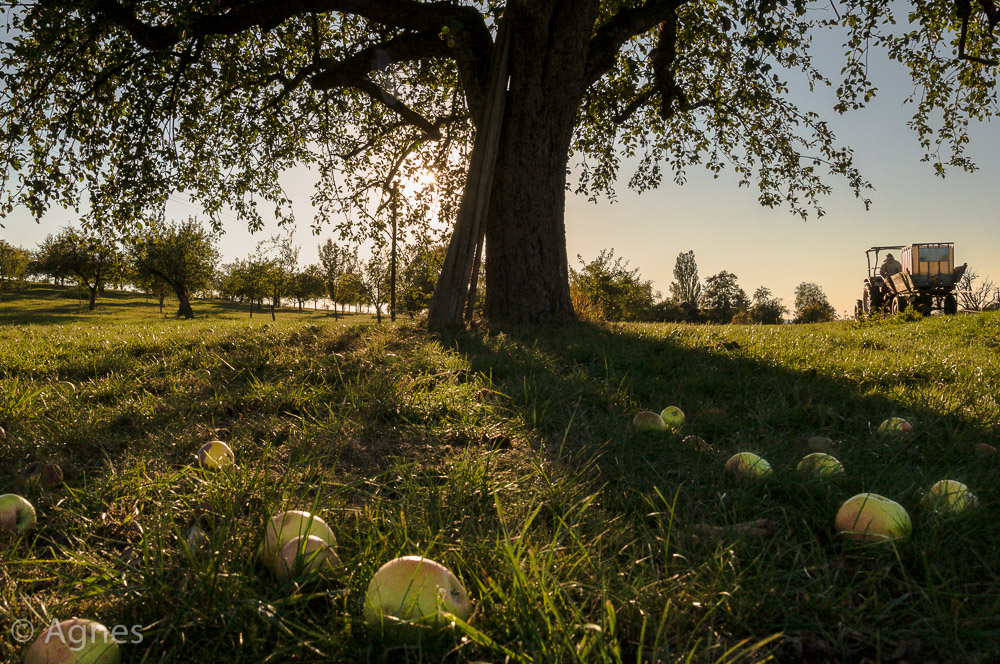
left=430, top=0, right=598, bottom=326
left=176, top=290, right=195, bottom=319
left=88, top=285, right=97, bottom=310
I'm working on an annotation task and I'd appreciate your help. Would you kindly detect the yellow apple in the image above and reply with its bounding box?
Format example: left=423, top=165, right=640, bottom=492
left=835, top=493, right=911, bottom=542
left=196, top=440, right=235, bottom=469
left=659, top=406, right=685, bottom=429
left=23, top=618, right=122, bottom=664
left=259, top=510, right=337, bottom=568
left=921, top=480, right=977, bottom=514
left=725, top=452, right=772, bottom=478
left=796, top=452, right=844, bottom=477
left=0, top=494, right=36, bottom=533
left=632, top=411, right=666, bottom=432
left=274, top=534, right=341, bottom=582
left=364, top=556, right=472, bottom=637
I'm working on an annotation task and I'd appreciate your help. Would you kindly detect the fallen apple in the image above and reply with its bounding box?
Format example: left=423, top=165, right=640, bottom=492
left=922, top=479, right=977, bottom=514
left=197, top=440, right=235, bottom=470
left=20, top=462, right=65, bottom=488
left=23, top=618, right=121, bottom=664
left=632, top=411, right=666, bottom=432
left=364, top=556, right=472, bottom=637
left=683, top=435, right=712, bottom=452
left=806, top=436, right=834, bottom=452
left=0, top=494, right=36, bottom=533
left=260, top=510, right=337, bottom=568
left=796, top=452, right=844, bottom=477
left=877, top=417, right=913, bottom=434
left=973, top=443, right=996, bottom=458
left=835, top=492, right=911, bottom=543
left=725, top=452, right=772, bottom=478
left=659, top=406, right=685, bottom=430
left=274, top=534, right=341, bottom=582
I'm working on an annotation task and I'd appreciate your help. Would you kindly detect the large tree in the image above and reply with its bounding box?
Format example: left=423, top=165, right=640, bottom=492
left=131, top=217, right=220, bottom=319
left=2, top=1, right=997, bottom=326
left=34, top=228, right=120, bottom=310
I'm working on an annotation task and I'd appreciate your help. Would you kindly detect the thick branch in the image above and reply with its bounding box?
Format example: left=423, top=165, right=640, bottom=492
left=92, top=0, right=494, bottom=122
left=584, top=0, right=686, bottom=88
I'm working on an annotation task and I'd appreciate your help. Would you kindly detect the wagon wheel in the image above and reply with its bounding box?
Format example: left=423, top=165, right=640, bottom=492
left=862, top=284, right=880, bottom=315
left=915, top=295, right=933, bottom=315
left=854, top=300, right=864, bottom=320
left=891, top=296, right=908, bottom=314
left=944, top=294, right=958, bottom=315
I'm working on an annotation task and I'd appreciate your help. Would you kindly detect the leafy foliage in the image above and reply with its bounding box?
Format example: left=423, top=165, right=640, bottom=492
left=793, top=281, right=836, bottom=323
left=0, top=239, right=30, bottom=293
left=131, top=217, right=220, bottom=319
left=700, top=270, right=749, bottom=323
left=668, top=249, right=701, bottom=305
left=570, top=249, right=659, bottom=321
left=33, top=227, right=121, bottom=310
left=750, top=285, right=788, bottom=324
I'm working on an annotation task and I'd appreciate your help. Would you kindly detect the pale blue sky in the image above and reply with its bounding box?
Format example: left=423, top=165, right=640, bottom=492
left=2, top=28, right=997, bottom=318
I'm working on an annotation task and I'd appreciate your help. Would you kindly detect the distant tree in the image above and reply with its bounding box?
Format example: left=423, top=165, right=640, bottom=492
left=223, top=258, right=273, bottom=318
left=701, top=271, right=749, bottom=323
left=957, top=270, right=998, bottom=312
left=361, top=247, right=392, bottom=323
left=750, top=286, right=788, bottom=325
left=570, top=249, right=658, bottom=321
left=34, top=228, right=119, bottom=310
left=131, top=218, right=219, bottom=319
left=669, top=251, right=702, bottom=306
left=291, top=265, right=328, bottom=311
left=337, top=271, right=366, bottom=315
left=0, top=239, right=30, bottom=296
left=318, top=239, right=354, bottom=318
left=794, top=282, right=836, bottom=323
left=400, top=244, right=447, bottom=319
left=251, top=232, right=299, bottom=320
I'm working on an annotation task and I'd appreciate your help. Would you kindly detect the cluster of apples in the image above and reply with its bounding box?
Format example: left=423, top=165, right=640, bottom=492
left=259, top=510, right=471, bottom=638
left=632, top=406, right=686, bottom=432
left=632, top=409, right=985, bottom=544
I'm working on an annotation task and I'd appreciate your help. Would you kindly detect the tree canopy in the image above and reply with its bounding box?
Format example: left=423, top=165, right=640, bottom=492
left=2, top=0, right=997, bottom=325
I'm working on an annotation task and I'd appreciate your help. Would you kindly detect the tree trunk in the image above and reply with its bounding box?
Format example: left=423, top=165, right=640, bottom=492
left=176, top=289, right=195, bottom=319
left=88, top=285, right=97, bottom=310
left=431, top=1, right=597, bottom=326
left=158, top=293, right=164, bottom=313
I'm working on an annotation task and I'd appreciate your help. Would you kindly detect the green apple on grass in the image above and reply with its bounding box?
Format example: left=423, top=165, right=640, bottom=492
left=0, top=494, right=36, bottom=533
left=877, top=417, right=913, bottom=434
left=364, top=556, right=472, bottom=638
left=922, top=480, right=977, bottom=514
left=796, top=452, right=844, bottom=476
left=274, top=534, right=341, bottom=582
left=23, top=619, right=121, bottom=664
left=659, top=406, right=685, bottom=429
left=632, top=411, right=666, bottom=432
left=725, top=452, right=772, bottom=478
left=835, top=493, right=911, bottom=542
left=197, top=440, right=235, bottom=469
left=259, top=510, right=337, bottom=568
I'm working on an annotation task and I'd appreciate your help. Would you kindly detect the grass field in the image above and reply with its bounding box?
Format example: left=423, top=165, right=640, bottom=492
left=1, top=287, right=999, bottom=663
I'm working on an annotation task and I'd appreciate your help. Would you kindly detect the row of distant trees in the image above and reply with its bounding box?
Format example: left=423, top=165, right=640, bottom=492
left=570, top=249, right=836, bottom=324
left=0, top=220, right=447, bottom=320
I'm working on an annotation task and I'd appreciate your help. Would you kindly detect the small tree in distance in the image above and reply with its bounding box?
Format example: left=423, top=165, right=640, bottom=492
left=669, top=251, right=702, bottom=306
left=794, top=282, right=836, bottom=323
left=701, top=271, right=749, bottom=324
left=750, top=286, right=788, bottom=324
left=957, top=270, right=999, bottom=312
left=570, top=249, right=658, bottom=322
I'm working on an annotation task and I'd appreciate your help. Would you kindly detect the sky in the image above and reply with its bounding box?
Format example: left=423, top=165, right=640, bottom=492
left=2, top=25, right=998, bottom=319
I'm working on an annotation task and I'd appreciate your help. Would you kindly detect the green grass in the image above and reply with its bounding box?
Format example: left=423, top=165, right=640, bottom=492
left=2, top=287, right=999, bottom=663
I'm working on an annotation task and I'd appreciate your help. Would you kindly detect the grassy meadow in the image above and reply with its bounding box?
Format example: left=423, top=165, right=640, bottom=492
left=1, top=286, right=999, bottom=663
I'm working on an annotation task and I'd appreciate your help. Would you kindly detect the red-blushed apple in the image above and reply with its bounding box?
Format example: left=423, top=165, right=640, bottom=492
left=973, top=443, right=996, bottom=457
left=796, top=452, right=844, bottom=477
left=273, top=534, right=341, bottom=582
left=0, top=494, right=36, bottom=533
left=364, top=556, right=472, bottom=638
left=835, top=493, right=911, bottom=542
left=20, top=462, right=65, bottom=488
left=922, top=480, right=977, bottom=514
left=659, top=406, right=685, bottom=430
left=196, top=440, right=235, bottom=469
left=259, top=510, right=336, bottom=568
left=725, top=452, right=772, bottom=478
left=632, top=411, right=666, bottom=432
left=23, top=618, right=121, bottom=664
left=877, top=417, right=913, bottom=434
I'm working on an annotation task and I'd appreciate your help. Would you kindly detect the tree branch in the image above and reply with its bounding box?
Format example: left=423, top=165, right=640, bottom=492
left=584, top=0, right=686, bottom=89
